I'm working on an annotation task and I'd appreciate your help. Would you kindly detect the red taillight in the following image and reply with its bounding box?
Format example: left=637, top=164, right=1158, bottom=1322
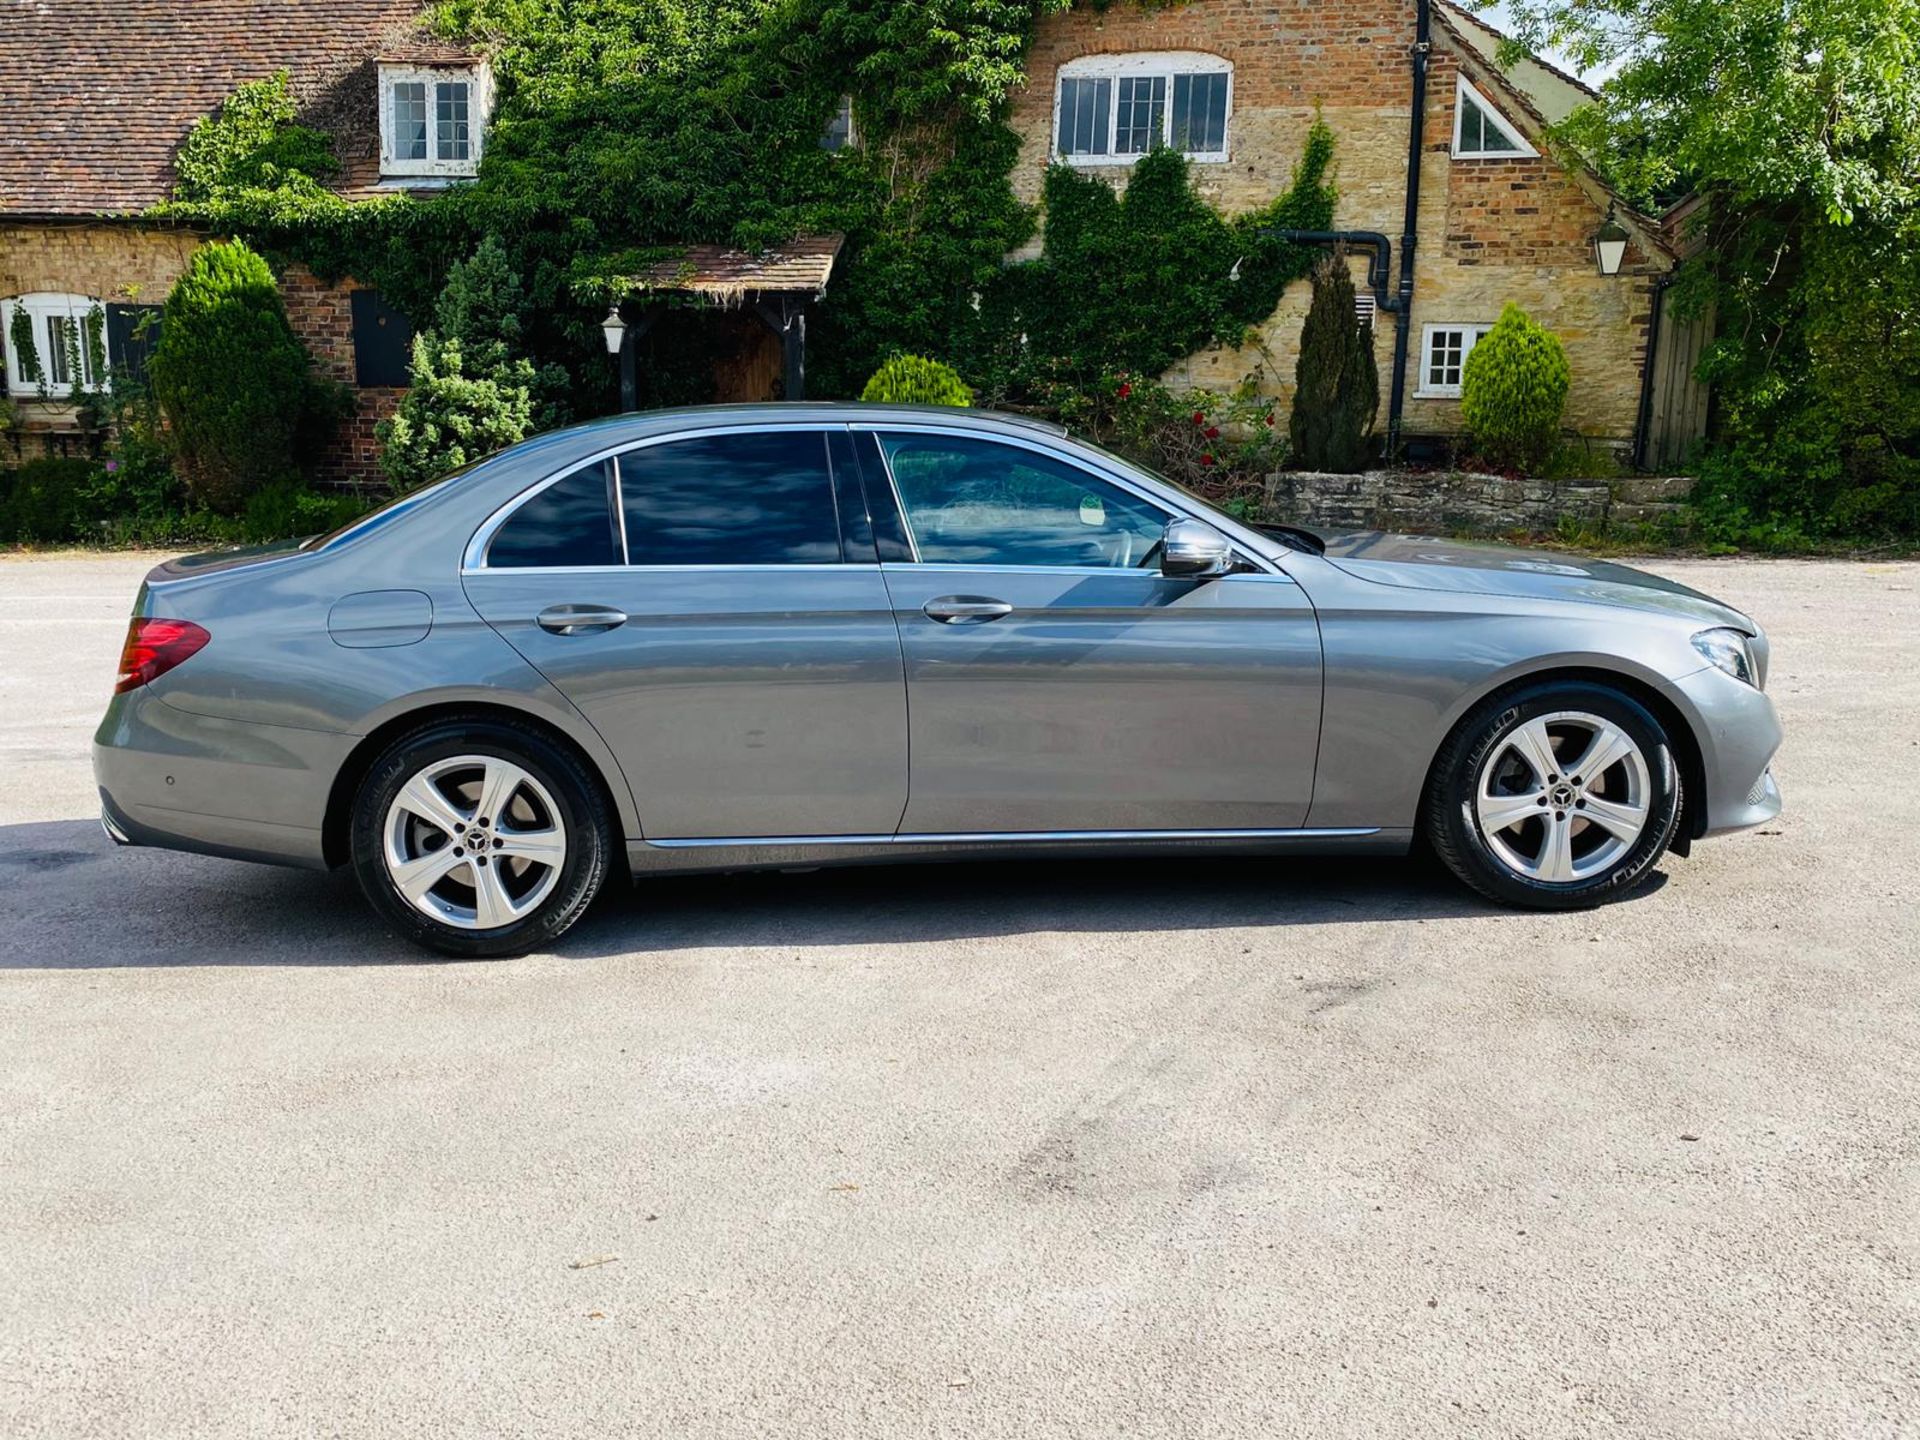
left=115, top=618, right=210, bottom=694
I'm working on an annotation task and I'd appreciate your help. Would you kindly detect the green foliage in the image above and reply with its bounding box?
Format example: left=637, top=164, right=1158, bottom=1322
left=8, top=305, right=41, bottom=387
left=1288, top=254, right=1378, bottom=473
left=1052, top=371, right=1286, bottom=505
left=147, top=240, right=342, bottom=513
left=378, top=236, right=562, bottom=486
left=0, top=459, right=102, bottom=544
left=1460, top=302, right=1571, bottom=472
left=975, top=131, right=1335, bottom=401
left=861, top=354, right=972, bottom=405
left=1499, top=0, right=1920, bottom=539
left=172, top=71, right=338, bottom=202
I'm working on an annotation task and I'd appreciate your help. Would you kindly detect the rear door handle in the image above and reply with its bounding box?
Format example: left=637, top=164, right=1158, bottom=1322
left=537, top=604, right=628, bottom=636
left=924, top=596, right=1014, bottom=625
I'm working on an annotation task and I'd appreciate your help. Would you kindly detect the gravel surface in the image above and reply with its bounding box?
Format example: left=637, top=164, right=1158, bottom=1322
left=1, top=551, right=1916, bottom=1438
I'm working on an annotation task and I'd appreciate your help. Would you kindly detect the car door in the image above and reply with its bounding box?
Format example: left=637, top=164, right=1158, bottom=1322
left=855, top=426, right=1324, bottom=835
left=462, top=426, right=909, bottom=839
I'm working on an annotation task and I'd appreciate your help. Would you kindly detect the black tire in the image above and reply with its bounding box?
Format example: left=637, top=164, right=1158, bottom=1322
left=350, top=717, right=614, bottom=958
left=1424, top=680, right=1682, bottom=911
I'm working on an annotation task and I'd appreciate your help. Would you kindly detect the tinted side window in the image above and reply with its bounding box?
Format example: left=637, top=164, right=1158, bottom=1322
left=620, top=431, right=841, bottom=566
left=487, top=461, right=622, bottom=568
left=877, top=433, right=1168, bottom=568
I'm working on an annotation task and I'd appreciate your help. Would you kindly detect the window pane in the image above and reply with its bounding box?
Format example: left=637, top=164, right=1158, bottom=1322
left=1057, top=77, right=1111, bottom=156
left=1461, top=95, right=1518, bottom=154
left=393, top=81, right=428, bottom=160
left=1114, top=75, right=1165, bottom=154
left=1171, top=72, right=1227, bottom=153
left=436, top=81, right=471, bottom=161
left=879, top=434, right=1168, bottom=568
left=820, top=94, right=854, bottom=151
left=489, top=462, right=622, bottom=568
left=46, top=316, right=71, bottom=387
left=621, top=432, right=842, bottom=566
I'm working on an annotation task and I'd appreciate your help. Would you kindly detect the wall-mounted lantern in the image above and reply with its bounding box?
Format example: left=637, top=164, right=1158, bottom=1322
left=1593, top=206, right=1630, bottom=277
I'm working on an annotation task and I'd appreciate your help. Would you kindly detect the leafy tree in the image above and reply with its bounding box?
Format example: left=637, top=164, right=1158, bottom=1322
left=378, top=235, right=565, bottom=487
left=1493, top=0, right=1920, bottom=537
left=861, top=354, right=972, bottom=404
left=1459, top=302, right=1570, bottom=472
left=147, top=240, right=339, bottom=513
left=1288, top=254, right=1378, bottom=473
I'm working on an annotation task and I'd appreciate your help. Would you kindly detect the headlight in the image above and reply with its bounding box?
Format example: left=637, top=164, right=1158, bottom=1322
left=1692, top=628, right=1757, bottom=686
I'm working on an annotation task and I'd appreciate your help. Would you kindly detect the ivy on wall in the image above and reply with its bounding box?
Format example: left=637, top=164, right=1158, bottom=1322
left=153, top=2, right=1336, bottom=427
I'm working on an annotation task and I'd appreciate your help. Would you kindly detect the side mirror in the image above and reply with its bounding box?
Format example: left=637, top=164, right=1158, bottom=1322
left=1160, top=517, right=1235, bottom=579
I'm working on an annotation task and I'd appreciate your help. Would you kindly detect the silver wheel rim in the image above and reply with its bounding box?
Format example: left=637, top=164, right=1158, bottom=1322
left=382, top=755, right=567, bottom=931
left=1474, top=711, right=1652, bottom=885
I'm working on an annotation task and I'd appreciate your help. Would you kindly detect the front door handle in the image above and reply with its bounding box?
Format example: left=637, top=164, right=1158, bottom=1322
left=537, top=604, right=628, bottom=636
left=924, top=596, right=1014, bottom=625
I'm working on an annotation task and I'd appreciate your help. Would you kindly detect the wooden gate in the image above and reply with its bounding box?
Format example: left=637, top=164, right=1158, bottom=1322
left=1643, top=286, right=1713, bottom=472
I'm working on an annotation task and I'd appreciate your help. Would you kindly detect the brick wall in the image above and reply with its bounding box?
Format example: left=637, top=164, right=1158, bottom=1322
left=1007, top=1, right=1671, bottom=448
left=1, top=223, right=396, bottom=484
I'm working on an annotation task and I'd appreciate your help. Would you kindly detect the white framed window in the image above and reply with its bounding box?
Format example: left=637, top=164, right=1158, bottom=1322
left=1452, top=77, right=1536, bottom=159
left=379, top=65, right=490, bottom=179
left=1053, top=53, right=1232, bottom=165
left=820, top=94, right=857, bottom=152
left=3, top=293, right=107, bottom=397
left=1418, top=322, right=1497, bottom=397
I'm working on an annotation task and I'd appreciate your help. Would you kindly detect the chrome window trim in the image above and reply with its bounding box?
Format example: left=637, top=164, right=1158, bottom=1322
left=460, top=562, right=884, bottom=578
left=464, top=422, right=854, bottom=573
left=856, top=422, right=1283, bottom=578
left=610, top=453, right=632, bottom=565
left=874, top=560, right=1296, bottom=585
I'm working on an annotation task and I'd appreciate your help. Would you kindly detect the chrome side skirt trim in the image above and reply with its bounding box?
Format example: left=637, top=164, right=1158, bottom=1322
left=649, top=827, right=1381, bottom=849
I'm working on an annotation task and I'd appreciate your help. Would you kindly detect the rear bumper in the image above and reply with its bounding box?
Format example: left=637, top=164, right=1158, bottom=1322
left=1672, top=664, right=1784, bottom=838
left=92, top=688, right=351, bottom=870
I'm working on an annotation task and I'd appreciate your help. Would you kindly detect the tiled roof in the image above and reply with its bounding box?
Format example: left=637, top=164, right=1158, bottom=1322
left=0, top=0, right=474, bottom=217
left=628, top=236, right=847, bottom=304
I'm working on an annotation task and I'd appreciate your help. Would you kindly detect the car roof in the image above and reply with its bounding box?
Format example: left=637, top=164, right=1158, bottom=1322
left=533, top=403, right=1070, bottom=453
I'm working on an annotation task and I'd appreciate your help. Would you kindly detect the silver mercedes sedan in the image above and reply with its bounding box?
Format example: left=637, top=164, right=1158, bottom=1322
left=94, top=405, right=1782, bottom=957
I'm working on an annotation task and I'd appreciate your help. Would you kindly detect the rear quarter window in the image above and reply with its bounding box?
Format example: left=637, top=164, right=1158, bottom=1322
left=487, top=461, right=623, bottom=568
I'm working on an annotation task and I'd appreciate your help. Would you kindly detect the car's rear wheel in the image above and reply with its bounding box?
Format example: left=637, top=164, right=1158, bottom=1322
left=350, top=719, right=613, bottom=957
left=1425, top=681, right=1682, bottom=910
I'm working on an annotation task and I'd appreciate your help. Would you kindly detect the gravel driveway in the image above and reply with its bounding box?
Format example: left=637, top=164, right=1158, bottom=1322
left=1, top=551, right=1915, bottom=1438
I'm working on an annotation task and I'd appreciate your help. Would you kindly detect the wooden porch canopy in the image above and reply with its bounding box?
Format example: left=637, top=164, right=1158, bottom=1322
left=612, top=233, right=844, bottom=405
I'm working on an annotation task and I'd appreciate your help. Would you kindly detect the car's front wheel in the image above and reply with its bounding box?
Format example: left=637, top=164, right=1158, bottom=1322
left=350, top=718, right=613, bottom=957
left=1426, top=681, right=1682, bottom=910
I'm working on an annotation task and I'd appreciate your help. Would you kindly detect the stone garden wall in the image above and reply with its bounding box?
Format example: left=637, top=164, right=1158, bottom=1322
left=1264, top=469, right=1695, bottom=536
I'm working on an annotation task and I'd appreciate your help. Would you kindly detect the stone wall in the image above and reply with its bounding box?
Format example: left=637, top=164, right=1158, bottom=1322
left=1006, top=1, right=1670, bottom=447
left=1264, top=468, right=1694, bottom=535
left=1, top=222, right=394, bottom=484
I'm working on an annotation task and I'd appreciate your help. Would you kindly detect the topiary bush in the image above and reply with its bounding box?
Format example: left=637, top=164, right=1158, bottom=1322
left=1460, top=302, right=1572, bottom=472
left=1288, top=255, right=1378, bottom=473
left=147, top=240, right=335, bottom=513
left=378, top=235, right=564, bottom=488
left=861, top=354, right=972, bottom=406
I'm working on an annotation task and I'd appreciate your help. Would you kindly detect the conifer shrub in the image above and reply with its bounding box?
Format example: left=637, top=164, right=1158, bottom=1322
left=860, top=354, right=972, bottom=406
left=1460, top=302, right=1571, bottom=472
left=146, top=240, right=339, bottom=513
left=1288, top=255, right=1379, bottom=473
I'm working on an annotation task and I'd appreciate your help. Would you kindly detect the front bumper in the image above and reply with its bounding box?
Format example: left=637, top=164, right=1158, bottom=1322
left=1671, top=663, right=1784, bottom=837
left=92, top=688, right=351, bottom=870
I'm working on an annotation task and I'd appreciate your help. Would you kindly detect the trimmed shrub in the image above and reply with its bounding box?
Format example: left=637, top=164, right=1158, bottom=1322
left=1, top=458, right=104, bottom=544
left=1460, top=302, right=1571, bottom=472
left=147, top=240, right=333, bottom=513
left=860, top=354, right=972, bottom=406
left=1288, top=255, right=1378, bottom=473
left=379, top=235, right=561, bottom=489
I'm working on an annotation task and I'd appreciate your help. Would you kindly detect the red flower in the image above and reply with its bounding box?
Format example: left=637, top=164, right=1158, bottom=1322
left=1264, top=413, right=1276, bottom=427
left=1200, top=453, right=1216, bottom=466
left=1205, top=426, right=1221, bottom=439
left=1118, top=382, right=1132, bottom=399
left=1192, top=411, right=1206, bottom=426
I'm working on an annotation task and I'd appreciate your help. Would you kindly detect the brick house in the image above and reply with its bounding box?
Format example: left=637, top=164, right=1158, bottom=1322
left=1009, top=0, right=1706, bottom=465
left=0, top=0, right=488, bottom=483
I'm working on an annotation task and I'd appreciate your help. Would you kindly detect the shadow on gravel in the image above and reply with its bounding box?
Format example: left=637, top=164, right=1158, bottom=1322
left=0, top=816, right=1664, bottom=969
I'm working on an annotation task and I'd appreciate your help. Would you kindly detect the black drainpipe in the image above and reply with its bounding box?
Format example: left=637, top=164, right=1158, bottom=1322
left=1263, top=0, right=1430, bottom=457
left=1631, top=270, right=1677, bottom=472
left=1390, top=0, right=1433, bottom=458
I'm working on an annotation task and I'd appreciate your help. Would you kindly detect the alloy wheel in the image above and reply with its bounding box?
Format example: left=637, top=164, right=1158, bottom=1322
left=1473, top=711, right=1652, bottom=885
left=381, top=755, right=568, bottom=930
